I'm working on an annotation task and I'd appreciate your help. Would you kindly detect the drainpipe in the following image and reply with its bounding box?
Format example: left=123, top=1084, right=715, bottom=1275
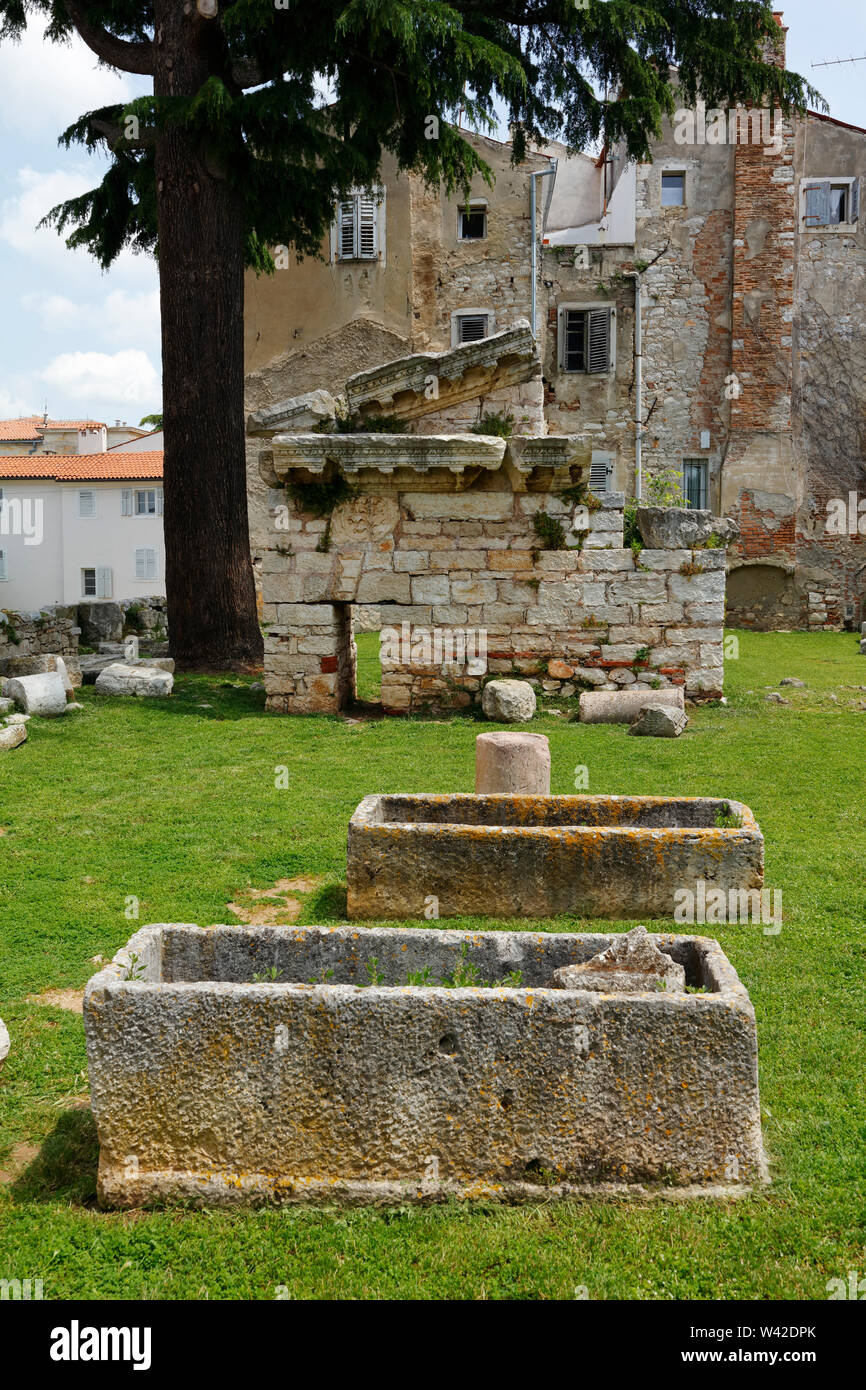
left=634, top=275, right=642, bottom=501
left=529, top=166, right=556, bottom=340
left=622, top=270, right=643, bottom=500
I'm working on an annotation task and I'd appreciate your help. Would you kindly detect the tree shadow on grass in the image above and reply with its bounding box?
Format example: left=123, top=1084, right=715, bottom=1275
left=10, top=1108, right=99, bottom=1206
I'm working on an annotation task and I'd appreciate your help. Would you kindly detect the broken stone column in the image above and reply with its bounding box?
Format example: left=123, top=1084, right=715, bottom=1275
left=475, top=731, right=550, bottom=795
left=579, top=686, right=685, bottom=725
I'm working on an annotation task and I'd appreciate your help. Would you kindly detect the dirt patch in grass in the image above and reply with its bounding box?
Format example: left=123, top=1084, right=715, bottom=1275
left=0, top=1143, right=40, bottom=1185
left=227, top=875, right=325, bottom=926
left=27, top=988, right=84, bottom=1014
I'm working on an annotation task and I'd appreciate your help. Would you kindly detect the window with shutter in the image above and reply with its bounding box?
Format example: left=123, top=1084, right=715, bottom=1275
left=0, top=548, right=7, bottom=581
left=96, top=566, right=113, bottom=599
left=78, top=490, right=96, bottom=518
left=588, top=309, right=610, bottom=374
left=589, top=452, right=613, bottom=495
left=850, top=178, right=860, bottom=222
left=357, top=198, right=377, bottom=259
left=339, top=201, right=356, bottom=259
left=135, top=489, right=156, bottom=516
left=82, top=568, right=96, bottom=597
left=121, top=489, right=132, bottom=516
left=135, top=548, right=157, bottom=581
left=335, top=191, right=380, bottom=261
left=562, top=309, right=587, bottom=372
left=157, top=488, right=164, bottom=516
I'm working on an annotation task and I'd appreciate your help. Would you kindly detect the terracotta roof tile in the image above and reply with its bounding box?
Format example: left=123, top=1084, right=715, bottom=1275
left=0, top=416, right=108, bottom=440
left=0, top=452, right=163, bottom=481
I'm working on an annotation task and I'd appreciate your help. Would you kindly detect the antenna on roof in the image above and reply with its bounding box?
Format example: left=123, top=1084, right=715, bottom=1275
left=42, top=400, right=48, bottom=425
left=812, top=54, right=866, bottom=67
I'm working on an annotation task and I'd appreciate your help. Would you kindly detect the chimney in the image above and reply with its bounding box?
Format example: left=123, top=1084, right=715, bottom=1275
left=767, top=12, right=787, bottom=69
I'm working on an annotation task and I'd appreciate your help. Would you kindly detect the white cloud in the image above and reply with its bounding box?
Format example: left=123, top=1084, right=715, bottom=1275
left=0, top=165, right=97, bottom=261
left=0, top=387, right=31, bottom=417
left=20, top=291, right=80, bottom=330
left=103, top=288, right=161, bottom=345
left=40, top=349, right=160, bottom=405
left=0, top=19, right=145, bottom=140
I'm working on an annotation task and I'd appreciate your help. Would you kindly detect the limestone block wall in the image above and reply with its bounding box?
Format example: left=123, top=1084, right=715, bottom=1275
left=0, top=605, right=79, bottom=661
left=261, top=484, right=725, bottom=714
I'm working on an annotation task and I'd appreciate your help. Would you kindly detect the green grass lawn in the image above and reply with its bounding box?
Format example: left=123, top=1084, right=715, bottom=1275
left=0, top=630, right=864, bottom=1300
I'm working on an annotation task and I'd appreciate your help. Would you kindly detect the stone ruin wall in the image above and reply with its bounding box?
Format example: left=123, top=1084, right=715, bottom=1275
left=260, top=478, right=725, bottom=715
left=0, top=605, right=80, bottom=662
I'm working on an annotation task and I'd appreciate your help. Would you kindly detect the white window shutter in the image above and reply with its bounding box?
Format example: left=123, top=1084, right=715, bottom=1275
left=135, top=548, right=146, bottom=581
left=339, top=200, right=356, bottom=259
left=121, top=488, right=132, bottom=516
left=358, top=196, right=377, bottom=259
left=0, top=548, right=7, bottom=581
left=157, top=488, right=164, bottom=516
left=588, top=309, right=611, bottom=374
left=79, top=490, right=96, bottom=518
left=850, top=178, right=860, bottom=222
left=96, top=566, right=113, bottom=598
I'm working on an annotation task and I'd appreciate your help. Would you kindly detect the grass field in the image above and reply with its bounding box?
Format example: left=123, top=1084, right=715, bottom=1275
left=0, top=629, right=864, bottom=1300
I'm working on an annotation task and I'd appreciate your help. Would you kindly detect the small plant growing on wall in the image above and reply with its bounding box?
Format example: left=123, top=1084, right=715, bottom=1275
left=286, top=471, right=357, bottom=519
left=470, top=411, right=514, bottom=439
left=326, top=411, right=407, bottom=434
left=532, top=511, right=567, bottom=550
left=645, top=467, right=689, bottom=509
left=679, top=559, right=705, bottom=577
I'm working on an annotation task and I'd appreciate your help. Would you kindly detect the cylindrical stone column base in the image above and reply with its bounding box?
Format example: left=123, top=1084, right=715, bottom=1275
left=475, top=731, right=551, bottom=795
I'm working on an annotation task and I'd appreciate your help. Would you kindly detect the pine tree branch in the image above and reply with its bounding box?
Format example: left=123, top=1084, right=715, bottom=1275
left=62, top=0, right=155, bottom=76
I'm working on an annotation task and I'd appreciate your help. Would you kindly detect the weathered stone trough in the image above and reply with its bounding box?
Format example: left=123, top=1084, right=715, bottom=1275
left=84, top=923, right=766, bottom=1207
left=347, top=794, right=764, bottom=920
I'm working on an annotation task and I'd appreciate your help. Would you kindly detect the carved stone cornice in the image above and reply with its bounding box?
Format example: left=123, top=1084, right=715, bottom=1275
left=270, top=432, right=507, bottom=477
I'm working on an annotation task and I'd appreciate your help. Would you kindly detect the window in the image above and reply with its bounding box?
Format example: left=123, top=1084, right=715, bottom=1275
left=82, top=566, right=112, bottom=598
left=683, top=459, right=709, bottom=511
left=78, top=489, right=97, bottom=518
left=123, top=487, right=163, bottom=516
left=0, top=547, right=6, bottom=581
left=135, top=547, right=158, bottom=581
left=558, top=305, right=614, bottom=374
left=802, top=177, right=860, bottom=229
left=135, top=489, right=157, bottom=516
left=452, top=310, right=493, bottom=346
left=589, top=451, right=614, bottom=495
left=459, top=203, right=487, bottom=240
left=661, top=172, right=685, bottom=207
left=335, top=191, right=379, bottom=261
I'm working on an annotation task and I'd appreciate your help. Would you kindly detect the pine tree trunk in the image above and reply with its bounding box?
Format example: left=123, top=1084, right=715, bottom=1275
left=153, top=6, right=262, bottom=669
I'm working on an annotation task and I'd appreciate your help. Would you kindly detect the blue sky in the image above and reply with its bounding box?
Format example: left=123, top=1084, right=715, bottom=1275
left=0, top=1, right=864, bottom=429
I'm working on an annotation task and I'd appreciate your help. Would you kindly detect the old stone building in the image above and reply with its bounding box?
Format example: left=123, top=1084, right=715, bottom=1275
left=245, top=12, right=865, bottom=635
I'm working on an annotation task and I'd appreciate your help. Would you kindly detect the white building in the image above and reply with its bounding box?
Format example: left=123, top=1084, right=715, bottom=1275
left=0, top=451, right=165, bottom=610
left=0, top=415, right=149, bottom=456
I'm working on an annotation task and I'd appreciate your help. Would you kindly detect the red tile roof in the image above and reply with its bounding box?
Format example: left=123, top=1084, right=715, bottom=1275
left=0, top=416, right=108, bottom=441
left=0, top=452, right=163, bottom=480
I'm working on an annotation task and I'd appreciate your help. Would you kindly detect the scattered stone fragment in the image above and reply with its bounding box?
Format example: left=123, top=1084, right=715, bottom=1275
left=0, top=698, right=13, bottom=715
left=547, top=659, right=574, bottom=680
left=475, top=731, right=550, bottom=794
left=64, top=702, right=84, bottom=713
left=4, top=713, right=31, bottom=725
left=765, top=692, right=789, bottom=704
left=549, top=925, right=686, bottom=993
left=94, top=663, right=174, bottom=698
left=5, top=671, right=68, bottom=717
left=779, top=677, right=806, bottom=688
left=0, top=725, right=27, bottom=752
left=481, top=678, right=536, bottom=722
left=249, top=682, right=264, bottom=692
left=579, top=686, right=685, bottom=724
left=627, top=705, right=688, bottom=738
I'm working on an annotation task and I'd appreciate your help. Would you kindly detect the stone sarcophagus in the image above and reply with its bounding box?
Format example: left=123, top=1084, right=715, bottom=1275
left=347, top=794, right=764, bottom=920
left=85, top=922, right=767, bottom=1208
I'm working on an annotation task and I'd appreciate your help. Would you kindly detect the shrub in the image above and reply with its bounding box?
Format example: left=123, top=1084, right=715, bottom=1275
left=470, top=411, right=514, bottom=438
left=532, top=511, right=567, bottom=550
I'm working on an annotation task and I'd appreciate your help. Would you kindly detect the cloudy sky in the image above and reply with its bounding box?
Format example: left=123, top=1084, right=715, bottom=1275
left=0, top=1, right=864, bottom=429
